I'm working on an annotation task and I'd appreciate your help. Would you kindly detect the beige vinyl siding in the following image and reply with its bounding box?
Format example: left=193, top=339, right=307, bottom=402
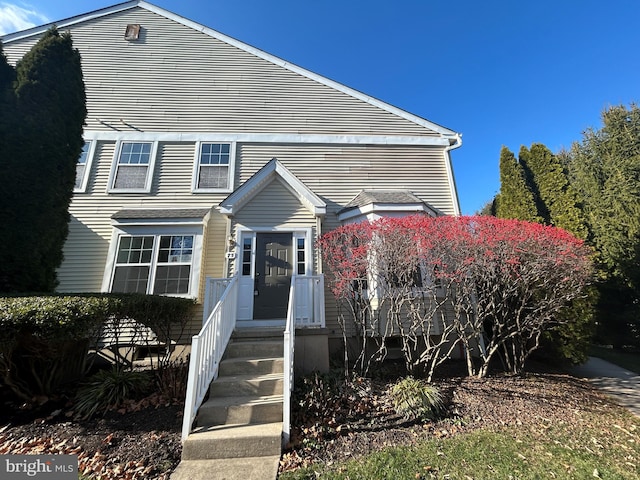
left=233, top=178, right=317, bottom=229
left=57, top=140, right=227, bottom=300
left=3, top=8, right=439, bottom=137
left=236, top=143, right=456, bottom=221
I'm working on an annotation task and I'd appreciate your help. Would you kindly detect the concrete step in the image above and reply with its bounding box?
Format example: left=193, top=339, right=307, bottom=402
left=196, top=394, right=283, bottom=426
left=224, top=340, right=282, bottom=359
left=170, top=456, right=281, bottom=480
left=209, top=372, right=283, bottom=397
left=181, top=422, right=282, bottom=460
left=219, top=357, right=283, bottom=376
left=232, top=327, right=285, bottom=341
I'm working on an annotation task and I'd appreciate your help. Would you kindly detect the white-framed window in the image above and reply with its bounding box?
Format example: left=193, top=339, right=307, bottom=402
left=108, top=141, right=158, bottom=193
left=104, top=227, right=203, bottom=297
left=192, top=142, right=235, bottom=192
left=74, top=141, right=96, bottom=193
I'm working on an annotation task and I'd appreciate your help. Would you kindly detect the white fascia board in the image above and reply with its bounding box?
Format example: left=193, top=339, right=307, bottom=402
left=219, top=159, right=325, bottom=217
left=83, top=131, right=450, bottom=147
left=337, top=203, right=435, bottom=223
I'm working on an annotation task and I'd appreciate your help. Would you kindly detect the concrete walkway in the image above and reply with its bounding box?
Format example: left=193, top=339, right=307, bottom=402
left=571, top=356, right=640, bottom=417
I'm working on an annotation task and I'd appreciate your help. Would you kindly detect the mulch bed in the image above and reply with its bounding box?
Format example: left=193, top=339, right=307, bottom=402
left=279, top=361, right=619, bottom=473
left=0, top=360, right=621, bottom=479
left=0, top=395, right=183, bottom=480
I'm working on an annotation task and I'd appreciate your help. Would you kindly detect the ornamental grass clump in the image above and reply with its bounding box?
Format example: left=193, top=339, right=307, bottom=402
left=74, top=368, right=152, bottom=419
left=389, top=377, right=444, bottom=422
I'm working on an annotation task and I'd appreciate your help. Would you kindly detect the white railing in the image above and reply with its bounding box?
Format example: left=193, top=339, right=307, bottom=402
left=283, top=274, right=325, bottom=446
left=282, top=278, right=296, bottom=447
left=182, top=276, right=238, bottom=441
left=292, top=275, right=325, bottom=328
left=203, top=277, right=235, bottom=323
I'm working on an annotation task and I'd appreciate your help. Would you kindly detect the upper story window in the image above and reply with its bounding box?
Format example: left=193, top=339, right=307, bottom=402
left=193, top=142, right=234, bottom=192
left=74, top=141, right=95, bottom=193
left=108, top=141, right=157, bottom=193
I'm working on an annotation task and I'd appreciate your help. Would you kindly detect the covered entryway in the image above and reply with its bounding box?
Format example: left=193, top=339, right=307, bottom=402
left=217, top=158, right=327, bottom=326
left=253, top=233, right=293, bottom=319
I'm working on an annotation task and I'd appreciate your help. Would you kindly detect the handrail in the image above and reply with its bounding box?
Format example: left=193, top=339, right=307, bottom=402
left=182, top=276, right=238, bottom=442
left=282, top=276, right=297, bottom=447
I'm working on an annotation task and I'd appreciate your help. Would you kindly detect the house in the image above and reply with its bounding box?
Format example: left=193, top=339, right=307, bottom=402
left=2, top=0, right=462, bottom=457
left=2, top=0, right=461, bottom=345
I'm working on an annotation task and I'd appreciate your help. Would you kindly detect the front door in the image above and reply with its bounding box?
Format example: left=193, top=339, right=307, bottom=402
left=253, top=233, right=293, bottom=319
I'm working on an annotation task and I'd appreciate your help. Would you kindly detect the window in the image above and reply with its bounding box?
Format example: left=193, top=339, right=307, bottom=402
left=296, top=237, right=306, bottom=275
left=109, top=141, right=156, bottom=192
left=241, top=237, right=252, bottom=276
left=74, top=141, right=94, bottom=192
left=193, top=142, right=233, bottom=192
left=111, top=234, right=194, bottom=295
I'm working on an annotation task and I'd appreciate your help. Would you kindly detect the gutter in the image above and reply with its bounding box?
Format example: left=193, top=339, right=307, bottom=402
left=443, top=133, right=463, bottom=217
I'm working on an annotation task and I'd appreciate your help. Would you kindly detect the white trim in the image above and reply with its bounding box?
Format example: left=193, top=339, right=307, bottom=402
left=102, top=224, right=204, bottom=298
left=111, top=208, right=211, bottom=227
left=191, top=141, right=236, bottom=194
left=73, top=140, right=97, bottom=193
left=337, top=203, right=439, bottom=223
left=234, top=226, right=314, bottom=322
left=219, top=158, right=326, bottom=217
left=107, top=140, right=159, bottom=193
left=82, top=130, right=450, bottom=146
left=1, top=1, right=460, bottom=140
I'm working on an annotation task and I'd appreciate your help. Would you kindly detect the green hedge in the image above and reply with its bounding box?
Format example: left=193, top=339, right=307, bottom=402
left=0, top=293, right=196, bottom=402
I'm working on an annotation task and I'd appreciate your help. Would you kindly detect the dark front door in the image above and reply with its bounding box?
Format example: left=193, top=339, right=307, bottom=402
left=253, top=233, right=293, bottom=319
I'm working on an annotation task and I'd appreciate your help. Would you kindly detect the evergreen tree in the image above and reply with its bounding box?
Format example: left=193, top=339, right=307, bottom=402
left=568, top=104, right=640, bottom=291
left=477, top=197, right=497, bottom=216
left=495, top=146, right=541, bottom=222
left=519, top=143, right=588, bottom=239
left=567, top=104, right=640, bottom=347
left=0, top=28, right=86, bottom=292
left=0, top=43, right=18, bottom=291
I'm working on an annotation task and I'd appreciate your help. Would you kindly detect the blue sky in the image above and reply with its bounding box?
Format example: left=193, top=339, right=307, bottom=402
left=1, top=1, right=639, bottom=214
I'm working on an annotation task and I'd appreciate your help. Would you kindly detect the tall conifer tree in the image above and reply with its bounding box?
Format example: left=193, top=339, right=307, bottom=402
left=0, top=28, right=86, bottom=292
left=568, top=104, right=640, bottom=289
left=520, top=143, right=588, bottom=239
left=495, top=146, right=541, bottom=222
left=567, top=104, right=640, bottom=347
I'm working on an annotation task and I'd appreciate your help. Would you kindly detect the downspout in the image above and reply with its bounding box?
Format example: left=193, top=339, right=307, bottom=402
left=443, top=133, right=463, bottom=217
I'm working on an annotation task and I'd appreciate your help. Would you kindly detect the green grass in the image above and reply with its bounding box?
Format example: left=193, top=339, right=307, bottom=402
left=281, top=412, right=640, bottom=479
left=590, top=345, right=640, bottom=374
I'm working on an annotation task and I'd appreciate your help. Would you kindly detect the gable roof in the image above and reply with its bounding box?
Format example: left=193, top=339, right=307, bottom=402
left=218, top=158, right=326, bottom=217
left=1, top=0, right=460, bottom=143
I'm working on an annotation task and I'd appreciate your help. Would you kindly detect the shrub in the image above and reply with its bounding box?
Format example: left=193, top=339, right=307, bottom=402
left=389, top=377, right=444, bottom=421
left=0, top=295, right=112, bottom=401
left=0, top=293, right=195, bottom=401
left=74, top=368, right=152, bottom=419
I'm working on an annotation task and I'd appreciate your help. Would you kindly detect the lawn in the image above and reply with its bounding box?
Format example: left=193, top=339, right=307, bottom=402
left=279, top=367, right=640, bottom=479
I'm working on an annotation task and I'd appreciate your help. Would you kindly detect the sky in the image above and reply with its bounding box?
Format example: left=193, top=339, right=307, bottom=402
left=1, top=1, right=639, bottom=215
